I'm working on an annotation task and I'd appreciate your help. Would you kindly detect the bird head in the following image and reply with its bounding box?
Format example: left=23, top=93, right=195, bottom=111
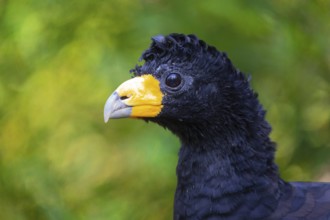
left=104, top=33, right=267, bottom=144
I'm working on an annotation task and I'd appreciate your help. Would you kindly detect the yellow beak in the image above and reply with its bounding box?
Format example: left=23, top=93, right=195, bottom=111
left=104, top=74, right=163, bottom=122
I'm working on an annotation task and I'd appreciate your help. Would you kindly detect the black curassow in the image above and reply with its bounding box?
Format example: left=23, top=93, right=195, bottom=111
left=104, top=33, right=330, bottom=220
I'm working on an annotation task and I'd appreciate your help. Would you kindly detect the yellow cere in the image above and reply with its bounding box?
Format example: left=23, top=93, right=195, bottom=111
left=116, top=74, right=164, bottom=117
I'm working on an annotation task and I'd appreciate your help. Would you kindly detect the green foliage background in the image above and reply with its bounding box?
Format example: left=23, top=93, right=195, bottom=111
left=0, top=0, right=329, bottom=219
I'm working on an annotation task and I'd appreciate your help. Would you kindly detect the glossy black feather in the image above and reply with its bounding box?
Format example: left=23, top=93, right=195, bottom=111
left=131, top=33, right=330, bottom=220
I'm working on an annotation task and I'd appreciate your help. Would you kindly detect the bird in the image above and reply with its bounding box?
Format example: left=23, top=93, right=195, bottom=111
left=104, top=33, right=330, bottom=220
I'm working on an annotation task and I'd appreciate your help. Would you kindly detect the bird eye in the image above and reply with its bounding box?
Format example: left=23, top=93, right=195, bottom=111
left=165, top=73, right=182, bottom=88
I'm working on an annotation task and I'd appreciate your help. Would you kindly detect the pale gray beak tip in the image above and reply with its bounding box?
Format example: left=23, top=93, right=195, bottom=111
left=104, top=114, right=110, bottom=123
left=104, top=91, right=132, bottom=122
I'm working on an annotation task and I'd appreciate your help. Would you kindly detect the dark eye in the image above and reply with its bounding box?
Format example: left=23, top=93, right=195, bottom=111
left=165, top=73, right=182, bottom=88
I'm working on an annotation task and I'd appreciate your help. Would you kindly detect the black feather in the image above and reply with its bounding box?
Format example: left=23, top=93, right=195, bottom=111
left=130, top=33, right=330, bottom=219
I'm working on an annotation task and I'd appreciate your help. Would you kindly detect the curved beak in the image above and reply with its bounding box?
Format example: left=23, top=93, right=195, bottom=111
left=104, top=74, right=163, bottom=123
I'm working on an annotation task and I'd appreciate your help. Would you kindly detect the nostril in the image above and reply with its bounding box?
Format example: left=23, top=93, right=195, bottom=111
left=120, top=95, right=129, bottom=100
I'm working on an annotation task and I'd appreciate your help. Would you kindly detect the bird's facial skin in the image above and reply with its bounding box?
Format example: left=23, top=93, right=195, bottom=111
left=104, top=63, right=221, bottom=127
left=104, top=74, right=163, bottom=122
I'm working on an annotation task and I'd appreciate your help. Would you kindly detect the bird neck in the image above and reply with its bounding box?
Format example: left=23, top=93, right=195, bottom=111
left=176, top=135, right=279, bottom=186
left=174, top=133, right=282, bottom=219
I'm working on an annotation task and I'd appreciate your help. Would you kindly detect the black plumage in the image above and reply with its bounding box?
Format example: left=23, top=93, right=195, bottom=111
left=105, top=33, right=330, bottom=219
